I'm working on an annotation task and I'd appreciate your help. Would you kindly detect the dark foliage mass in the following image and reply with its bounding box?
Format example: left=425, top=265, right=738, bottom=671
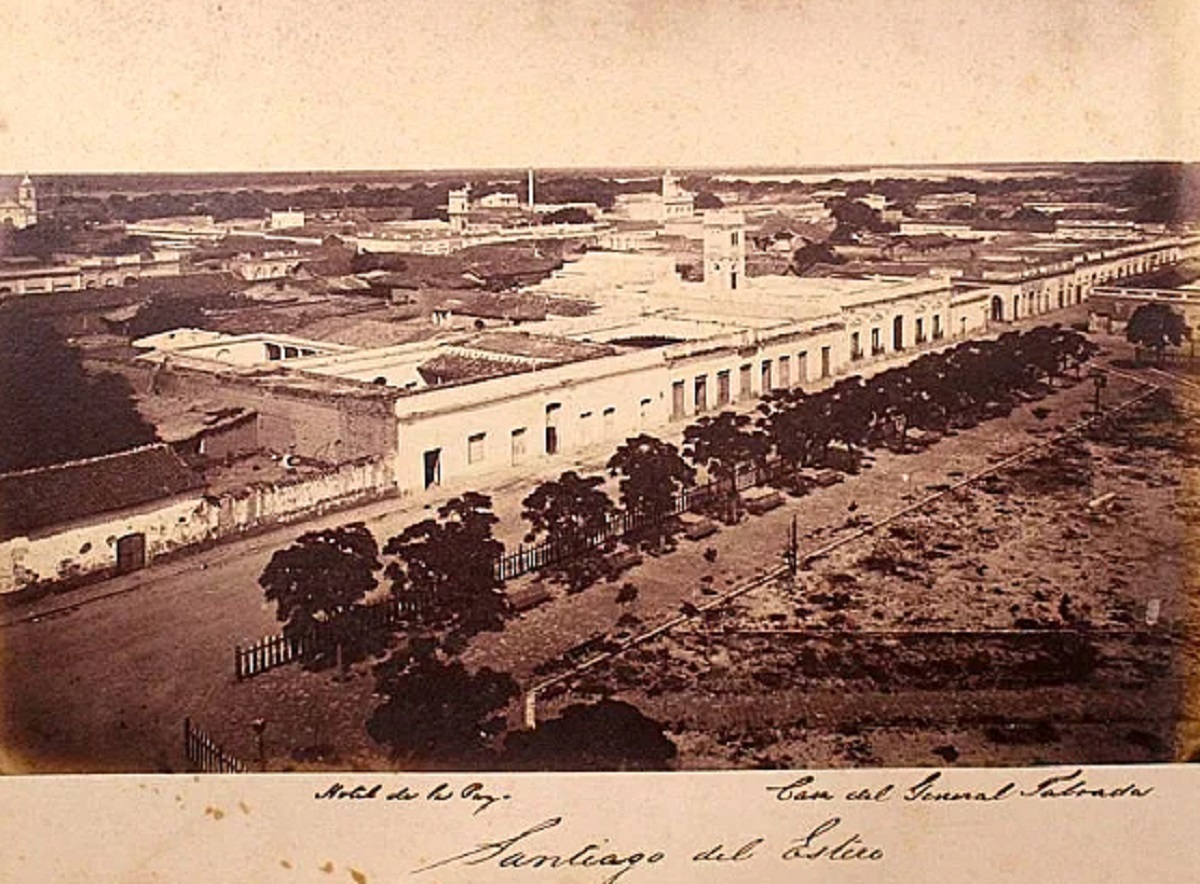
left=541, top=206, right=593, bottom=225
left=500, top=699, right=677, bottom=771
left=367, top=650, right=518, bottom=763
left=1125, top=302, right=1190, bottom=363
left=670, top=327, right=1099, bottom=497
left=258, top=523, right=381, bottom=665
left=0, top=307, right=158, bottom=472
left=384, top=492, right=509, bottom=641
left=607, top=435, right=695, bottom=549
left=682, top=412, right=768, bottom=523
left=521, top=471, right=616, bottom=592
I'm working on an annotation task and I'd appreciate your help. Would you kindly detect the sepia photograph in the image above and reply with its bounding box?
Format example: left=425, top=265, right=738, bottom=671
left=2, top=0, right=1199, bottom=792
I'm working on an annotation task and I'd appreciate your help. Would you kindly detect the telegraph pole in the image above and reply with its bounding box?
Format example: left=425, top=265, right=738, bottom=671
left=783, top=514, right=799, bottom=577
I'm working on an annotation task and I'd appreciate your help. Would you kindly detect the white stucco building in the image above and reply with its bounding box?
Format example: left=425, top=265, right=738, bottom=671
left=0, top=175, right=37, bottom=229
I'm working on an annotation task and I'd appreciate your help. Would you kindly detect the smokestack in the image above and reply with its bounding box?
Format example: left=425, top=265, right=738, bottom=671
left=528, top=169, right=535, bottom=211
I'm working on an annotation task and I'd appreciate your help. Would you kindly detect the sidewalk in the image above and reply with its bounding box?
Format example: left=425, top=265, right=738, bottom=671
left=0, top=308, right=1088, bottom=628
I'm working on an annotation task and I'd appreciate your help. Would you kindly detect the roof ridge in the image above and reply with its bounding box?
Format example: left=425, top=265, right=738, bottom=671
left=0, top=442, right=172, bottom=480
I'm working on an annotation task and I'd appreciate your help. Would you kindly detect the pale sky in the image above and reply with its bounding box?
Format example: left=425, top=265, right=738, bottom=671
left=1, top=0, right=1197, bottom=173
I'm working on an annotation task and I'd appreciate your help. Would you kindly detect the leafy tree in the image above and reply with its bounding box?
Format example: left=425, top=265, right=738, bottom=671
left=607, top=435, right=695, bottom=549
left=0, top=307, right=158, bottom=472
left=693, top=190, right=724, bottom=210
left=522, top=471, right=616, bottom=592
left=367, top=646, right=518, bottom=764
left=1126, top=303, right=1189, bottom=364
left=826, top=377, right=875, bottom=459
left=756, top=388, right=826, bottom=475
left=499, top=699, right=677, bottom=771
left=866, top=369, right=914, bottom=450
left=791, top=241, right=844, bottom=275
left=124, top=299, right=207, bottom=339
left=682, top=411, right=767, bottom=523
left=826, top=197, right=892, bottom=242
left=258, top=523, right=381, bottom=669
left=541, top=207, right=593, bottom=224
left=383, top=492, right=509, bottom=641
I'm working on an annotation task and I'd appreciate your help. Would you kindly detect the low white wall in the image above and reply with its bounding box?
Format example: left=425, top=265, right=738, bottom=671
left=1, top=459, right=395, bottom=594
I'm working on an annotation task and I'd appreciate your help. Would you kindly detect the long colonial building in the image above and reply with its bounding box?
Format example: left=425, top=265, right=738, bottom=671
left=131, top=213, right=1200, bottom=497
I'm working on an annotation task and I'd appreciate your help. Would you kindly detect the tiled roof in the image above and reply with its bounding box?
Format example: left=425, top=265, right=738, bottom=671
left=416, top=353, right=527, bottom=385
left=0, top=444, right=205, bottom=540
left=468, top=331, right=614, bottom=362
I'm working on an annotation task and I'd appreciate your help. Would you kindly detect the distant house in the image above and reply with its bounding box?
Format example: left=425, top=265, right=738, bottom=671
left=477, top=192, right=520, bottom=209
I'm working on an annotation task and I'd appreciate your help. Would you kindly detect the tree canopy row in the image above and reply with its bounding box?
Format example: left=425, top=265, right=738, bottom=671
left=258, top=324, right=1101, bottom=765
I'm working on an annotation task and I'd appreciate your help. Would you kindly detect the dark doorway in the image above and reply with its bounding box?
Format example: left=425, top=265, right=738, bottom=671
left=892, top=315, right=904, bottom=351
left=115, top=533, right=146, bottom=573
left=423, top=449, right=441, bottom=488
left=545, top=403, right=561, bottom=454
left=991, top=295, right=1004, bottom=322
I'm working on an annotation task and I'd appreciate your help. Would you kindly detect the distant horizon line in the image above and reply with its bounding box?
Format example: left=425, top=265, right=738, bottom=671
left=4, top=157, right=1197, bottom=179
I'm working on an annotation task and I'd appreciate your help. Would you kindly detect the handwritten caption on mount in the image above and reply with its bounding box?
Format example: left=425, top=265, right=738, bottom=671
left=312, top=768, right=1153, bottom=882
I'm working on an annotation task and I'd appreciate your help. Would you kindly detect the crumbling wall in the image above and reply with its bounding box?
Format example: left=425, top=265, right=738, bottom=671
left=0, top=458, right=396, bottom=594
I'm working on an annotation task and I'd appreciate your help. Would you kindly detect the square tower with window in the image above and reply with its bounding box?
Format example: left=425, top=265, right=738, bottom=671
left=703, top=210, right=746, bottom=295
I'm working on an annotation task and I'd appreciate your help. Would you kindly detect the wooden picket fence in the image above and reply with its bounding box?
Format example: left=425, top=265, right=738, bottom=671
left=493, top=459, right=782, bottom=582
left=235, top=631, right=311, bottom=679
left=183, top=717, right=247, bottom=773
left=233, top=461, right=785, bottom=680
left=235, top=597, right=422, bottom=680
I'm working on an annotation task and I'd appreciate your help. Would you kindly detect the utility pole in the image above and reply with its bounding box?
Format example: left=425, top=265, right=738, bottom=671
left=1090, top=368, right=1108, bottom=415
left=783, top=514, right=799, bottom=577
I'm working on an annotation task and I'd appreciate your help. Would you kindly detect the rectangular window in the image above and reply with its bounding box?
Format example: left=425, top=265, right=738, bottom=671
left=467, top=432, right=486, bottom=464
left=915, top=317, right=926, bottom=344
left=672, top=380, right=686, bottom=419
left=694, top=375, right=708, bottom=413
left=797, top=351, right=808, bottom=383
left=778, top=355, right=791, bottom=388
left=761, top=359, right=773, bottom=392
left=933, top=313, right=943, bottom=340
left=739, top=364, right=753, bottom=400
left=850, top=332, right=862, bottom=361
left=716, top=370, right=731, bottom=406
left=820, top=346, right=832, bottom=379
left=871, top=328, right=883, bottom=355
left=511, top=428, right=527, bottom=465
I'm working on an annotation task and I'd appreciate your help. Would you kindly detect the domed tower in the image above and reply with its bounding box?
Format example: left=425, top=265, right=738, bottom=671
left=703, top=210, right=746, bottom=295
